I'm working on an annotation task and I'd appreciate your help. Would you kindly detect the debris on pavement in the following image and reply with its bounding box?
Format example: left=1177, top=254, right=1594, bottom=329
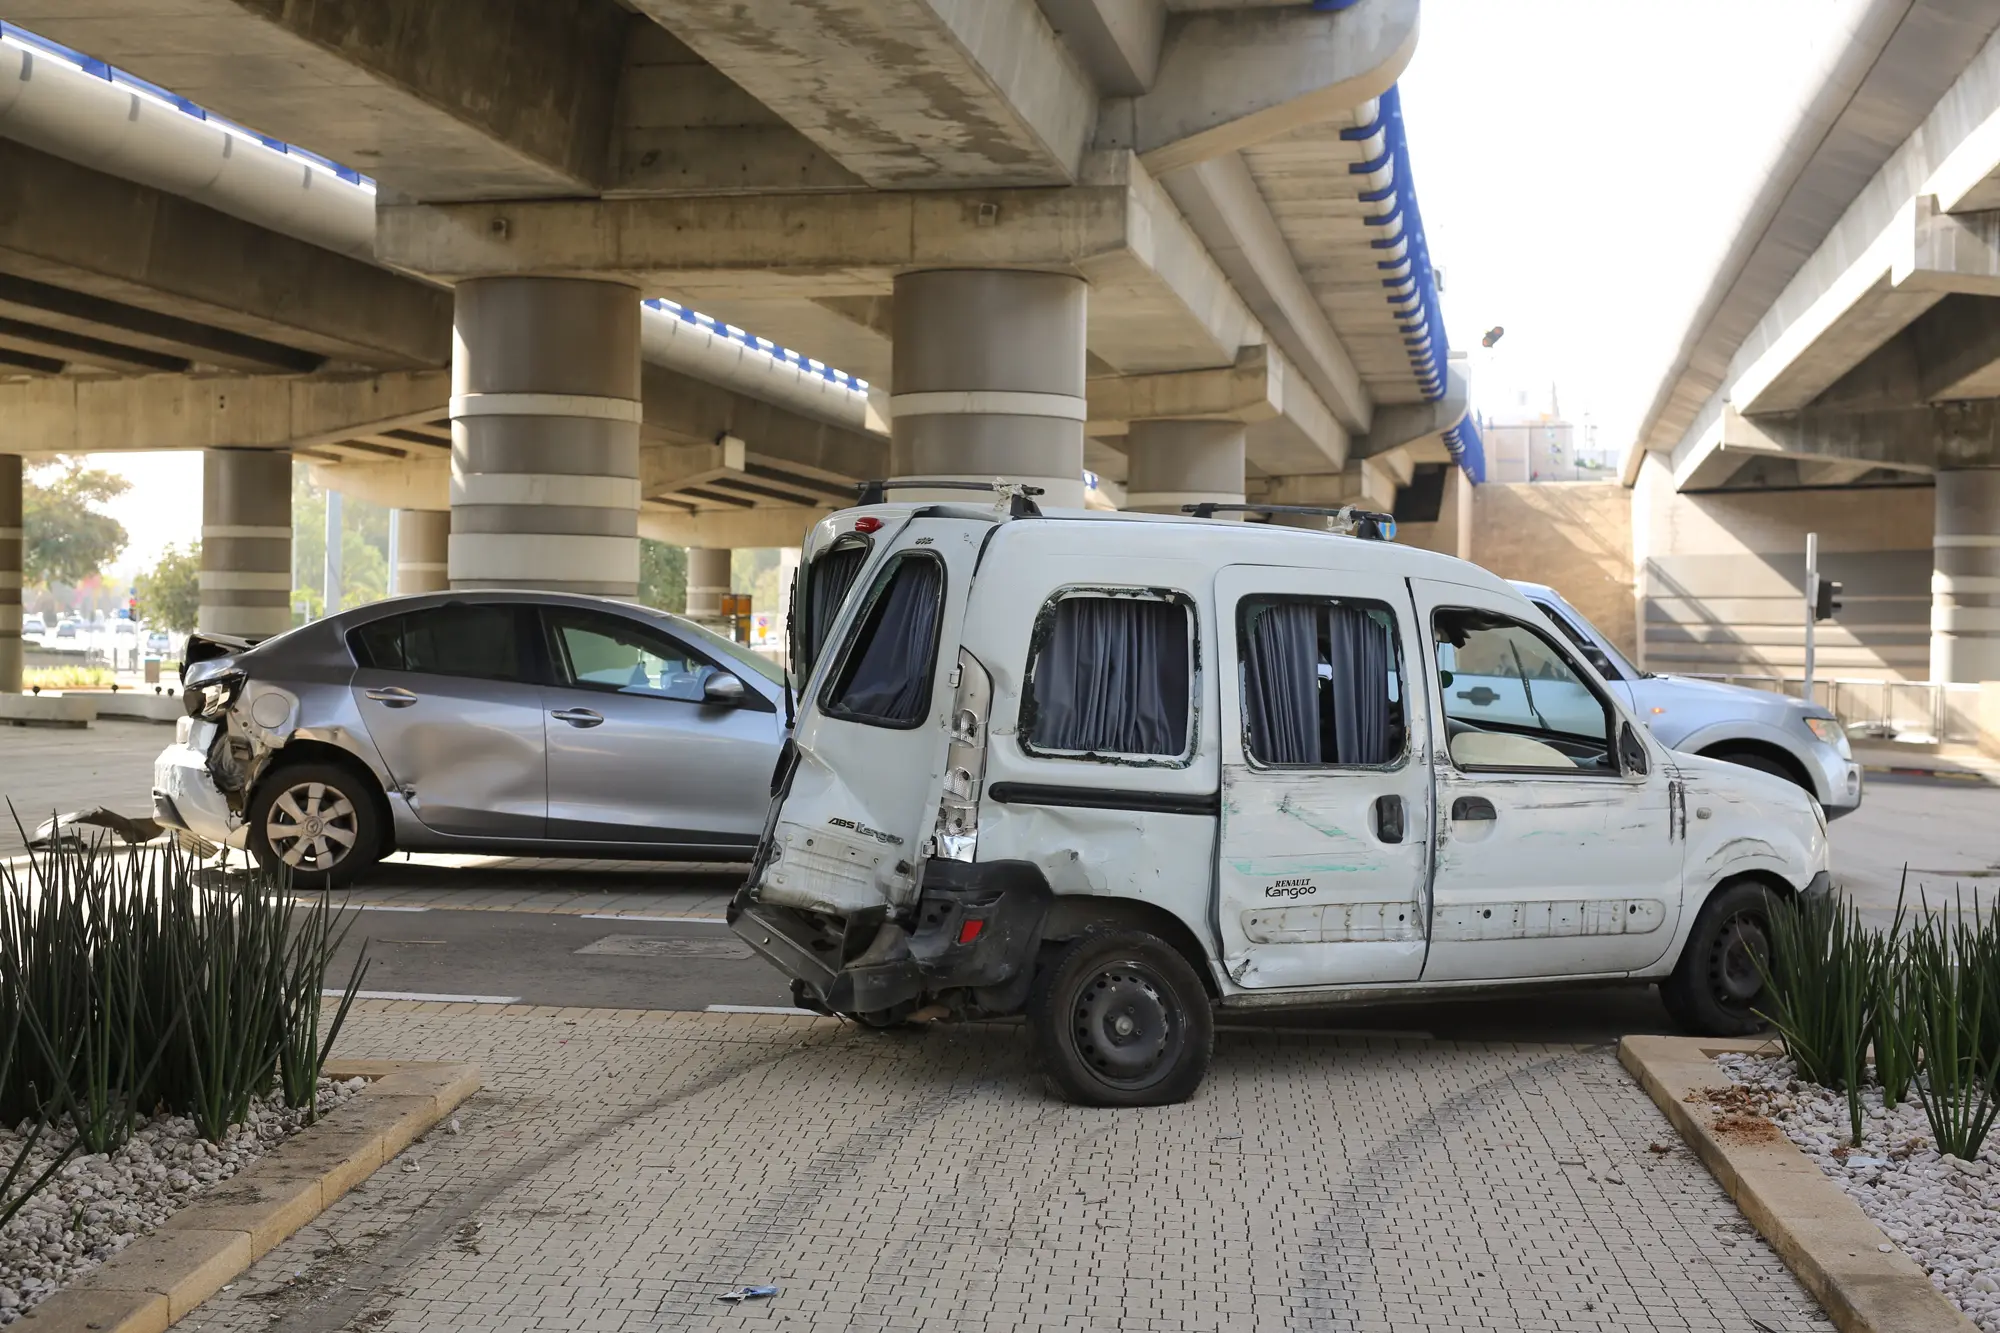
left=718, top=1286, right=780, bottom=1303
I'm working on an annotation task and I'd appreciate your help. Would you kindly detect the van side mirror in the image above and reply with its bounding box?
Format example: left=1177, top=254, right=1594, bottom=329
left=1618, top=721, right=1649, bottom=776
left=703, top=671, right=747, bottom=706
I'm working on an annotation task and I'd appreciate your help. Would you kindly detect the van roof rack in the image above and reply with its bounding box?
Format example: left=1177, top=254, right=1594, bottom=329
left=855, top=478, right=1044, bottom=518
left=1182, top=502, right=1397, bottom=541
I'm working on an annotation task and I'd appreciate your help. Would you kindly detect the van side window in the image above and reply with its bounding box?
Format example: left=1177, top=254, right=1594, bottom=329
left=1434, top=608, right=1612, bottom=772
left=822, top=554, right=944, bottom=728
left=1239, top=598, right=1405, bottom=766
left=796, top=540, right=870, bottom=681
left=1021, top=592, right=1194, bottom=762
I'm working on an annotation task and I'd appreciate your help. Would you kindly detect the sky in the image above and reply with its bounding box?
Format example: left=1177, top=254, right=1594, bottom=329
left=1398, top=0, right=1848, bottom=446
left=87, top=0, right=1849, bottom=579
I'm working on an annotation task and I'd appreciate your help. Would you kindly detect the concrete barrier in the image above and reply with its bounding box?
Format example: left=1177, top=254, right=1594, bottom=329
left=0, top=693, right=96, bottom=727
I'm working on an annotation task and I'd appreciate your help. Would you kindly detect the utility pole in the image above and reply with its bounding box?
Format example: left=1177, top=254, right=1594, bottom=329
left=1803, top=532, right=1818, bottom=703
left=324, top=489, right=343, bottom=617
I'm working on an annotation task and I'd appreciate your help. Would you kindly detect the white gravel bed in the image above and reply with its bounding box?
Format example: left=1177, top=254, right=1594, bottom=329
left=1718, top=1051, right=2000, bottom=1331
left=0, top=1077, right=366, bottom=1323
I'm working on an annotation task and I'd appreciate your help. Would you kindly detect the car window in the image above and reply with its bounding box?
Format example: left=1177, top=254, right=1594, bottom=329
left=1531, top=600, right=1622, bottom=681
left=1239, top=597, right=1405, bottom=767
left=1021, top=591, right=1193, bottom=763
left=1434, top=608, right=1610, bottom=771
left=546, top=612, right=720, bottom=703
left=349, top=605, right=527, bottom=683
left=822, top=553, right=944, bottom=729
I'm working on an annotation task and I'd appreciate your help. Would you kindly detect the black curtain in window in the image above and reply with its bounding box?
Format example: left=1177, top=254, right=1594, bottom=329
left=1243, top=601, right=1319, bottom=764
left=1327, top=604, right=1394, bottom=765
left=828, top=558, right=943, bottom=725
left=1032, top=598, right=1189, bottom=756
left=804, top=545, right=869, bottom=675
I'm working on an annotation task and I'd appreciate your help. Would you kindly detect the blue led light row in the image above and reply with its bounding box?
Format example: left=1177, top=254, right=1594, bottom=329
left=643, top=299, right=869, bottom=394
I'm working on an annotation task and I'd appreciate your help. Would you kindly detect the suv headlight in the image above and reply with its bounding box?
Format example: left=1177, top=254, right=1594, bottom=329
left=1804, top=715, right=1850, bottom=758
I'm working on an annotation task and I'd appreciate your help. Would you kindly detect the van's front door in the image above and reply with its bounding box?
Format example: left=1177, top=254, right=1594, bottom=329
left=1214, top=566, right=1433, bottom=988
left=751, top=518, right=983, bottom=916
left=1413, top=579, right=1682, bottom=981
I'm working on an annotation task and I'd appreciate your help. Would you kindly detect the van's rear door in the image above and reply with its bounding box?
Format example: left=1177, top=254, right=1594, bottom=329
left=751, top=516, right=986, bottom=916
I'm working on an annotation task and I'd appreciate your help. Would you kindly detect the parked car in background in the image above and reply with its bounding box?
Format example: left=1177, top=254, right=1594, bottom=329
left=113, top=619, right=137, bottom=637
left=154, top=591, right=791, bottom=887
left=146, top=630, right=171, bottom=656
left=54, top=619, right=78, bottom=640
left=21, top=614, right=45, bottom=641
left=1508, top=582, right=1861, bottom=817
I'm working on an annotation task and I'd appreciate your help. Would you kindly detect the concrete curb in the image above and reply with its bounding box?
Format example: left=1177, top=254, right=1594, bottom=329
left=19, top=1059, right=480, bottom=1333
left=1619, top=1034, right=1975, bottom=1333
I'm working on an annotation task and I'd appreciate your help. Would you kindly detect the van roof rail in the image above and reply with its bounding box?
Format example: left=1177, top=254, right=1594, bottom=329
left=855, top=478, right=1044, bottom=518
left=1182, top=503, right=1397, bottom=540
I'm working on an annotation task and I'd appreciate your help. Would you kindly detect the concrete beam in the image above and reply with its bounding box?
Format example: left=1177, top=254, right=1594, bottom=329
left=1913, top=293, right=2000, bottom=399
left=1157, top=151, right=1371, bottom=430
left=3, top=371, right=450, bottom=454
left=1085, top=344, right=1345, bottom=472
left=1703, top=400, right=2000, bottom=481
left=17, top=0, right=629, bottom=201
left=1039, top=0, right=1166, bottom=97
left=641, top=435, right=747, bottom=499
left=378, top=151, right=1262, bottom=376
left=639, top=503, right=828, bottom=549
left=1247, top=457, right=1401, bottom=511
left=1352, top=366, right=1469, bottom=459
left=632, top=0, right=1096, bottom=187
left=1096, top=0, right=1418, bottom=173
left=311, top=456, right=449, bottom=510
left=638, top=363, right=888, bottom=485
left=0, top=141, right=449, bottom=370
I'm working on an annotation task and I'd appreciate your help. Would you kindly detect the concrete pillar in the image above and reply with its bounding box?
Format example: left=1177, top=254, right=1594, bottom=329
left=686, top=548, right=730, bottom=618
left=1932, top=467, right=2000, bottom=683
left=392, top=510, right=450, bottom=595
left=1125, top=420, right=1246, bottom=515
left=449, top=277, right=641, bottom=596
left=199, top=449, right=292, bottom=639
left=0, top=455, right=19, bottom=694
left=891, top=271, right=1087, bottom=509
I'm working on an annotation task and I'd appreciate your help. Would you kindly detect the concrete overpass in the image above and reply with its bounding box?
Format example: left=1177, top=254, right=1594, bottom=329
left=1627, top=0, right=2000, bottom=685
left=1, top=0, right=1477, bottom=678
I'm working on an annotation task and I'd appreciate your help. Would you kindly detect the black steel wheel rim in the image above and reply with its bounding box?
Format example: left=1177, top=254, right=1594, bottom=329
left=1070, top=959, right=1181, bottom=1090
left=1707, top=911, right=1770, bottom=1009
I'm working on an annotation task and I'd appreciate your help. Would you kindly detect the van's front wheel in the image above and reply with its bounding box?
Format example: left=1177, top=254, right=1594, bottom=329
left=1660, top=881, right=1777, bottom=1036
left=1029, top=929, right=1213, bottom=1107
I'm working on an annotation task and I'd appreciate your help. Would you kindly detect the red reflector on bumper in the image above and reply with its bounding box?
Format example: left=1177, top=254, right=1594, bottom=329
left=956, top=919, right=984, bottom=945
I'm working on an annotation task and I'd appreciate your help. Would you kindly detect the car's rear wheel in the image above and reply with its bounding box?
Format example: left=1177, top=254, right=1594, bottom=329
left=246, top=761, right=382, bottom=890
left=1028, top=929, right=1213, bottom=1107
left=1660, top=881, right=1777, bottom=1036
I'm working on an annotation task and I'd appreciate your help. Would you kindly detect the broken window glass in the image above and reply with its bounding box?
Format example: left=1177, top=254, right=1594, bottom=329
left=1239, top=597, right=1404, bottom=767
left=1023, top=593, right=1192, bottom=760
left=823, top=555, right=944, bottom=728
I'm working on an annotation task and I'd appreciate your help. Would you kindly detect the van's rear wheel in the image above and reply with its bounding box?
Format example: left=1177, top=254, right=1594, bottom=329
left=1660, top=881, right=1777, bottom=1036
left=1029, top=929, right=1212, bottom=1107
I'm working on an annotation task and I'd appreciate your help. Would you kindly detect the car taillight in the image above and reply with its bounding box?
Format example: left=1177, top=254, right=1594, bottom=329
left=854, top=516, right=882, bottom=534
left=932, top=649, right=991, bottom=863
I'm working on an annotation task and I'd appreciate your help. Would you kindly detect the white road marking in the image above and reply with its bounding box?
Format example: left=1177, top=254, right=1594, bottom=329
left=351, top=904, right=433, bottom=912
left=705, top=1004, right=816, bottom=1016
left=579, top=912, right=726, bottom=923
left=330, top=989, right=521, bottom=1004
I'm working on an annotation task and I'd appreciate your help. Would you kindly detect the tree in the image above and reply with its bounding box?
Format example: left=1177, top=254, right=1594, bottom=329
left=290, top=465, right=390, bottom=616
left=24, top=461, right=128, bottom=589
left=638, top=540, right=687, bottom=613
left=135, top=543, right=201, bottom=633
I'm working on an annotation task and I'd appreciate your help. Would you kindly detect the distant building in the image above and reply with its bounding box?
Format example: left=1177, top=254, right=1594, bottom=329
left=1475, top=383, right=1619, bottom=483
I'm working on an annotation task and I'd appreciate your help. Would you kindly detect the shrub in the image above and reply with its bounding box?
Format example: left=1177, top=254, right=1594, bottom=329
left=1759, top=888, right=1878, bottom=1142
left=1908, top=891, right=2000, bottom=1161
left=21, top=665, right=114, bottom=691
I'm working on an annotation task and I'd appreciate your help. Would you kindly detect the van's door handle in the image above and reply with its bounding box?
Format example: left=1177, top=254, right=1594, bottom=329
left=1372, top=794, right=1405, bottom=844
left=365, top=687, right=418, bottom=708
left=1451, top=796, right=1497, bottom=822
left=551, top=708, right=604, bottom=728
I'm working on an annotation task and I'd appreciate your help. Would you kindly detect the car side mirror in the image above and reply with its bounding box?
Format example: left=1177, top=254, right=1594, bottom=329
left=1618, top=721, right=1649, bottom=776
left=702, top=671, right=747, bottom=706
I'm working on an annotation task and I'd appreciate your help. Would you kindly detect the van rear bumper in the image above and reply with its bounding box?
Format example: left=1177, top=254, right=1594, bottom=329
left=729, top=860, right=1052, bottom=1016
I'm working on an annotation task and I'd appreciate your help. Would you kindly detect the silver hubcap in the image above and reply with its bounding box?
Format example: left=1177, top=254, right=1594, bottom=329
left=266, top=781, right=359, bottom=871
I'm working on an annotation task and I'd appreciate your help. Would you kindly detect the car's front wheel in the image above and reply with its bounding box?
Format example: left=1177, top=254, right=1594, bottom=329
left=246, top=761, right=383, bottom=890
left=1028, top=929, right=1213, bottom=1107
left=1660, top=880, right=1777, bottom=1036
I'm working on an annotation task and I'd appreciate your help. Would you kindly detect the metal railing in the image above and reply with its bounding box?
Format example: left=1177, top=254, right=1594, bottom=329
left=1679, top=674, right=1983, bottom=745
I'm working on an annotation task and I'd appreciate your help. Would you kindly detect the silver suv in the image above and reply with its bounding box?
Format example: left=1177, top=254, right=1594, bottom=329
left=1510, top=582, right=1861, bottom=817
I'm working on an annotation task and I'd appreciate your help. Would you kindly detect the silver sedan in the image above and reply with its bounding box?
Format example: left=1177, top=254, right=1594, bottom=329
left=153, top=590, right=790, bottom=888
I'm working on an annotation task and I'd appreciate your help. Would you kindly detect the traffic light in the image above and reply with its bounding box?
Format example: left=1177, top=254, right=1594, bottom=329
left=127, top=595, right=138, bottom=621
left=1813, top=577, right=1842, bottom=622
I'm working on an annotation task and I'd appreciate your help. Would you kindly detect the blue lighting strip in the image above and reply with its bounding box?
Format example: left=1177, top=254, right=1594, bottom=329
left=643, top=299, right=869, bottom=394
left=1340, top=82, right=1484, bottom=483
left=0, top=21, right=374, bottom=188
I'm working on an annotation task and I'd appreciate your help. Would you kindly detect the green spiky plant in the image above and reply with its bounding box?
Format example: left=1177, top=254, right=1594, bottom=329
left=1907, top=889, right=2000, bottom=1161
left=1868, top=879, right=1916, bottom=1110
left=1758, top=888, right=1878, bottom=1144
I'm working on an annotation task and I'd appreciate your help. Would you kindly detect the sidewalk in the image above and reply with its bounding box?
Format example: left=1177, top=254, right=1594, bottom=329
left=1851, top=743, right=1998, bottom=784
left=175, top=1004, right=1828, bottom=1333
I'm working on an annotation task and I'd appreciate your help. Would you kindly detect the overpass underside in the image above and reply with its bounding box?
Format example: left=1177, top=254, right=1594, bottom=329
left=5, top=0, right=1473, bottom=655
left=1630, top=1, right=2000, bottom=686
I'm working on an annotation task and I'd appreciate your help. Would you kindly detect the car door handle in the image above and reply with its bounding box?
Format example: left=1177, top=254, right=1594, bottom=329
left=1372, top=794, right=1405, bottom=844
left=551, top=708, right=604, bottom=728
left=1451, top=796, right=1497, bottom=822
left=365, top=687, right=418, bottom=708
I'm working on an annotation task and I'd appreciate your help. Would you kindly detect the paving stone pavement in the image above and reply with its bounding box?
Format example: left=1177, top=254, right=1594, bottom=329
left=176, top=1003, right=1827, bottom=1333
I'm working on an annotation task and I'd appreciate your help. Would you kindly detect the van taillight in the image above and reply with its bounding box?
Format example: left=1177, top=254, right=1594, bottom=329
left=932, top=649, right=991, bottom=863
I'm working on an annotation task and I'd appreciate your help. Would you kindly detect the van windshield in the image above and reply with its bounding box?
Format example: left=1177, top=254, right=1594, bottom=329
left=821, top=554, right=944, bottom=728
